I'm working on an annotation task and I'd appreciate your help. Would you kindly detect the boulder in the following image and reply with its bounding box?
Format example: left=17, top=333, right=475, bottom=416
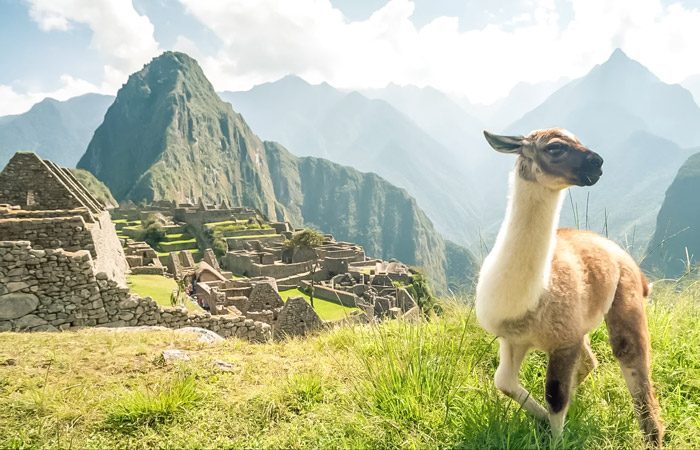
left=15, top=314, right=48, bottom=330
left=0, top=293, right=39, bottom=320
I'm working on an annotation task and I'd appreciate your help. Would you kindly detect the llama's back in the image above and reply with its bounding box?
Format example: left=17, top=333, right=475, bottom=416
left=555, top=228, right=648, bottom=299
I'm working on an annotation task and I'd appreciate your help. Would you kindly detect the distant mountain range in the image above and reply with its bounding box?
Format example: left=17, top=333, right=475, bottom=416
left=3, top=48, right=700, bottom=279
left=76, top=51, right=476, bottom=293
left=496, top=49, right=700, bottom=255
left=220, top=78, right=485, bottom=248
left=0, top=93, right=113, bottom=168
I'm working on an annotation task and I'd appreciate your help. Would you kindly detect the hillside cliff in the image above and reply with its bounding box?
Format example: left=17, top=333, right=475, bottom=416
left=78, top=52, right=477, bottom=293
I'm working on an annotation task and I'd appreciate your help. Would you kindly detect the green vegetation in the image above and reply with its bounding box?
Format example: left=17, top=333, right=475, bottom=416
left=279, top=288, right=358, bottom=321
left=77, top=50, right=476, bottom=294
left=645, top=151, right=700, bottom=277
left=141, top=215, right=167, bottom=249
left=126, top=275, right=200, bottom=311
left=126, top=274, right=178, bottom=306
left=105, top=375, right=201, bottom=431
left=2, top=281, right=700, bottom=448
left=283, top=229, right=324, bottom=249
left=71, top=168, right=118, bottom=208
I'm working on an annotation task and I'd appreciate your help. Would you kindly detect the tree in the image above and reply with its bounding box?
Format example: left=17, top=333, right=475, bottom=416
left=284, top=229, right=324, bottom=308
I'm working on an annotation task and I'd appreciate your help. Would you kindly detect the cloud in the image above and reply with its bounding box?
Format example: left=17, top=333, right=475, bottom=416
left=177, top=0, right=700, bottom=104
left=0, top=75, right=104, bottom=116
left=26, top=0, right=160, bottom=91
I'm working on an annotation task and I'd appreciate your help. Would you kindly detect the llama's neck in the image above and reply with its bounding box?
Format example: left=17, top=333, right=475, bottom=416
left=477, top=164, right=565, bottom=324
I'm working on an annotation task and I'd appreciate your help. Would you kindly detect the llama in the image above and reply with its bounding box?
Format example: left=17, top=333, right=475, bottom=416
left=475, top=128, right=663, bottom=446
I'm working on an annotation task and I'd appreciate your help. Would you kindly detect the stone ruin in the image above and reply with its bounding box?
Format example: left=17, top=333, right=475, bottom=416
left=0, top=152, right=272, bottom=342
left=297, top=260, right=422, bottom=321
left=124, top=241, right=164, bottom=275
left=0, top=152, right=128, bottom=284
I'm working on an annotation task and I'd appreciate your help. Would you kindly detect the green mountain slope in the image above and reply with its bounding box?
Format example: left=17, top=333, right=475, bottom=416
left=0, top=93, right=113, bottom=168
left=78, top=51, right=477, bottom=293
left=78, top=52, right=279, bottom=219
left=220, top=78, right=484, bottom=248
left=264, top=141, right=477, bottom=291
left=644, top=151, right=700, bottom=277
left=70, top=168, right=118, bottom=208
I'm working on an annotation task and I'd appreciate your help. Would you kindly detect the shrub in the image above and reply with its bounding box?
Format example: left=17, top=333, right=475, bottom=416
left=212, top=230, right=228, bottom=257
left=284, top=229, right=324, bottom=249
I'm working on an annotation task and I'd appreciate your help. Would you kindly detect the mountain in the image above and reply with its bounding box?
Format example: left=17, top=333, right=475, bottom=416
left=220, top=78, right=484, bottom=247
left=360, top=84, right=485, bottom=165
left=70, top=168, right=118, bottom=208
left=644, top=151, right=700, bottom=277
left=78, top=51, right=280, bottom=219
left=265, top=141, right=478, bottom=291
left=511, top=49, right=700, bottom=148
left=681, top=74, right=700, bottom=106
left=452, top=78, right=570, bottom=130
left=0, top=93, right=113, bottom=168
left=475, top=49, right=700, bottom=253
left=79, top=51, right=477, bottom=293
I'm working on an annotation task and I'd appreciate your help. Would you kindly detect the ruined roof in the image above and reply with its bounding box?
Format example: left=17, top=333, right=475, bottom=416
left=0, top=152, right=105, bottom=216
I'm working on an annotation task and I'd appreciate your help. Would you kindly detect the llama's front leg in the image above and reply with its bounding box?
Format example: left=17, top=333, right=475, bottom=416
left=494, top=339, right=548, bottom=420
left=546, top=344, right=581, bottom=438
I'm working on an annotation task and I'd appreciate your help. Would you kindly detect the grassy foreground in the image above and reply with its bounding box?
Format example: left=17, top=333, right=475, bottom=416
left=1, top=281, right=700, bottom=449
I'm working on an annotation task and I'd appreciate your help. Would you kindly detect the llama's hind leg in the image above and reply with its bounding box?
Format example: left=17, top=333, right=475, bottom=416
left=606, top=288, right=664, bottom=447
left=546, top=344, right=581, bottom=438
left=494, top=339, right=548, bottom=420
left=576, top=334, right=598, bottom=385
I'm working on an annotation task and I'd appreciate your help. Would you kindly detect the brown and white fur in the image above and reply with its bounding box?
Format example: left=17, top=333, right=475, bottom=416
left=476, top=128, right=664, bottom=446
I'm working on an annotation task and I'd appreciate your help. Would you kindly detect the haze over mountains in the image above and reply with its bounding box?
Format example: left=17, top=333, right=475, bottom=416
left=220, top=79, right=485, bottom=247
left=2, top=48, right=700, bottom=280
left=0, top=93, right=113, bottom=168
left=76, top=51, right=474, bottom=293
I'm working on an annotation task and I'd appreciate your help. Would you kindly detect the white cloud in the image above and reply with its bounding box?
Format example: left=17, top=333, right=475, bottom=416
left=177, top=0, right=700, bottom=104
left=0, top=75, right=104, bottom=116
left=27, top=0, right=160, bottom=92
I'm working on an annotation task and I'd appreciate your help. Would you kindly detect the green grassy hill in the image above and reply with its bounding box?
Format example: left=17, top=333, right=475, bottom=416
left=1, top=281, right=698, bottom=449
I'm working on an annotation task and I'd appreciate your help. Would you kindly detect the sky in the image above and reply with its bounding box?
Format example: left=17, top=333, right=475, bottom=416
left=1, top=0, right=700, bottom=116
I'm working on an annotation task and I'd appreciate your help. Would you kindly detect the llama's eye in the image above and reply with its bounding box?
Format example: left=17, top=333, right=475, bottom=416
left=545, top=144, right=566, bottom=157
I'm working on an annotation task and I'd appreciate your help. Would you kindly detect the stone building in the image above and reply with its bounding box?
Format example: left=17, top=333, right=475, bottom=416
left=0, top=152, right=128, bottom=284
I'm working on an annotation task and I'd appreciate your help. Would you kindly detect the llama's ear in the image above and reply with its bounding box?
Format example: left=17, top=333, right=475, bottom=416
left=483, top=131, right=524, bottom=154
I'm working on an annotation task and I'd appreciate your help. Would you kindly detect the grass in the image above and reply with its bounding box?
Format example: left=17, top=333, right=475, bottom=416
left=1, top=280, right=700, bottom=448
left=127, top=275, right=179, bottom=306
left=280, top=288, right=359, bottom=321
left=126, top=275, right=200, bottom=311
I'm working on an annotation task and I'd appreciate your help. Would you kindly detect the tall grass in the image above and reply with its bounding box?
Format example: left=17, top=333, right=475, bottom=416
left=105, top=375, right=201, bottom=430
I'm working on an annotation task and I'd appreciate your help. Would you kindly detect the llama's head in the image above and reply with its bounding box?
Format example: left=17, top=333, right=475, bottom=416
left=483, top=128, right=603, bottom=190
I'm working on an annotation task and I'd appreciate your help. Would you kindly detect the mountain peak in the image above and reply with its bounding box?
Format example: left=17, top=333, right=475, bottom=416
left=596, top=48, right=659, bottom=82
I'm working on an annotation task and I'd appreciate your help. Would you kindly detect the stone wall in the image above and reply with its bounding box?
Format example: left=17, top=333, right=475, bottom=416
left=0, top=241, right=271, bottom=342
left=0, top=215, right=95, bottom=256
left=89, top=211, right=128, bottom=285
left=0, top=205, right=93, bottom=223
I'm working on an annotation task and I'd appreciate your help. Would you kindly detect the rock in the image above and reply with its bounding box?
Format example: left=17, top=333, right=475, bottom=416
left=0, top=293, right=39, bottom=320
left=212, top=360, right=235, bottom=371
left=31, top=324, right=59, bottom=332
left=6, top=282, right=29, bottom=293
left=15, top=314, right=48, bottom=329
left=161, top=349, right=191, bottom=363
left=176, top=327, right=225, bottom=343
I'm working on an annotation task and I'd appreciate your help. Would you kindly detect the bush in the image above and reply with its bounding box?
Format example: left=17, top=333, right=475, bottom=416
left=212, top=230, right=228, bottom=257
left=284, top=229, right=324, bottom=249
left=405, top=270, right=438, bottom=317
left=142, top=222, right=166, bottom=248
